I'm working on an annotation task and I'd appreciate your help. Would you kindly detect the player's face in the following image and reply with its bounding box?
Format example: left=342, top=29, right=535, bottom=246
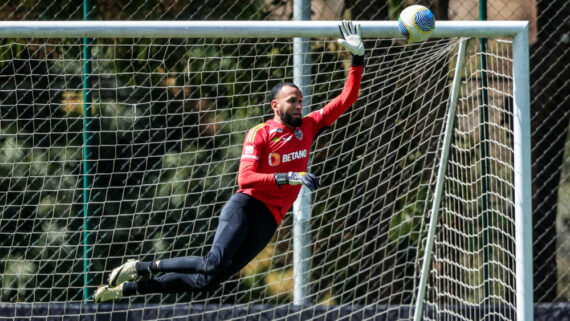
left=272, top=85, right=303, bottom=128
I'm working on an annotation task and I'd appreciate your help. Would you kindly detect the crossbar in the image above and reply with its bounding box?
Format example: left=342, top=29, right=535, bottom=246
left=0, top=20, right=528, bottom=39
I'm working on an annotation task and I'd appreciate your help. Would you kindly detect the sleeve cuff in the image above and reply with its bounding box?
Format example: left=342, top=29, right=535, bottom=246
left=351, top=55, right=365, bottom=67
left=274, top=173, right=288, bottom=186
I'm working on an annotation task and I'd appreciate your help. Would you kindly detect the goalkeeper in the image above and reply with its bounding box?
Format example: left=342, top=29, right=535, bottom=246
left=95, top=20, right=364, bottom=303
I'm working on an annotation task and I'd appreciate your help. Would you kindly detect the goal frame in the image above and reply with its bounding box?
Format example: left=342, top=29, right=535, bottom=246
left=0, top=20, right=532, bottom=321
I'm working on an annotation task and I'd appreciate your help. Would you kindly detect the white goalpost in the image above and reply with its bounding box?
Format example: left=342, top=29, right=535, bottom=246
left=0, top=20, right=531, bottom=320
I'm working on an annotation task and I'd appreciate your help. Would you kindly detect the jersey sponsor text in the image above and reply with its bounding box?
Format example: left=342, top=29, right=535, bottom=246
left=282, top=149, right=307, bottom=163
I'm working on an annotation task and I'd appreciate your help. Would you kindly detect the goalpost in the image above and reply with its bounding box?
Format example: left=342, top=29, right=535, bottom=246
left=0, top=21, right=531, bottom=320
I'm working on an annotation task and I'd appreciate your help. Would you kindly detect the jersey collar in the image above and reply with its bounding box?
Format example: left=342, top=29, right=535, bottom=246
left=267, top=119, right=296, bottom=132
left=266, top=118, right=304, bottom=132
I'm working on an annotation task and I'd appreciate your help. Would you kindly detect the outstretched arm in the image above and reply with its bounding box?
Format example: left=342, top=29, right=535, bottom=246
left=317, top=21, right=365, bottom=127
left=319, top=65, right=363, bottom=127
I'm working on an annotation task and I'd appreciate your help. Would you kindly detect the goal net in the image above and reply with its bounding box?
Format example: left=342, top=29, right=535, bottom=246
left=0, top=22, right=530, bottom=320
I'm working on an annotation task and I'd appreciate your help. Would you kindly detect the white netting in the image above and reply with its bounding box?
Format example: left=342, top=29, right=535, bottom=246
left=0, top=36, right=519, bottom=320
left=425, top=39, right=517, bottom=320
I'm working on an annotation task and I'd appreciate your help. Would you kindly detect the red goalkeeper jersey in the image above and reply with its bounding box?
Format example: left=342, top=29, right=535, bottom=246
left=237, top=65, right=363, bottom=224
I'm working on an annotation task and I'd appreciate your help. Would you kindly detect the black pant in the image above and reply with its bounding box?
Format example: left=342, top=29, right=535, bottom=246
left=129, top=193, right=277, bottom=295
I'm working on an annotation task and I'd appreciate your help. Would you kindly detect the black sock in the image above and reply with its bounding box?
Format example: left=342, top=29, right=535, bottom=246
left=135, top=261, right=151, bottom=275
left=122, top=281, right=138, bottom=296
left=136, top=261, right=160, bottom=275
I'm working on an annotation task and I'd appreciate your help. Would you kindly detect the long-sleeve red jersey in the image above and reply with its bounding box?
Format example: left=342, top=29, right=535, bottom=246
left=237, top=65, right=363, bottom=224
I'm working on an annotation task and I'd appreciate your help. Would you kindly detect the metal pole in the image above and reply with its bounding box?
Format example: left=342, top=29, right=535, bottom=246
left=479, top=0, right=491, bottom=304
left=0, top=20, right=530, bottom=39
left=292, top=0, right=312, bottom=306
left=413, top=38, right=469, bottom=321
left=82, top=0, right=94, bottom=302
left=512, top=23, right=533, bottom=321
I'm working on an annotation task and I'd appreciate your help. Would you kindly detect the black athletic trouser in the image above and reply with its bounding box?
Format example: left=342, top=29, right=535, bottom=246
left=124, top=193, right=277, bottom=295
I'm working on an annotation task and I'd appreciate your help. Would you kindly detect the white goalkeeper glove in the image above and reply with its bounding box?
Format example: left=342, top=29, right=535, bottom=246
left=337, top=20, right=365, bottom=56
left=275, top=172, right=320, bottom=191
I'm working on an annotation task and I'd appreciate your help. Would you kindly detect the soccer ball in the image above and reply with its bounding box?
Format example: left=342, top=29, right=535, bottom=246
left=398, top=5, right=436, bottom=43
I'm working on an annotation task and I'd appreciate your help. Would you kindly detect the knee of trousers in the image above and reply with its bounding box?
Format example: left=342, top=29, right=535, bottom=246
left=202, top=250, right=229, bottom=275
left=203, top=260, right=227, bottom=276
left=191, top=274, right=221, bottom=291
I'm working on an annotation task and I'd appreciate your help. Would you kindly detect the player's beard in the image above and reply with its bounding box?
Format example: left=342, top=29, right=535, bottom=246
left=280, top=109, right=302, bottom=128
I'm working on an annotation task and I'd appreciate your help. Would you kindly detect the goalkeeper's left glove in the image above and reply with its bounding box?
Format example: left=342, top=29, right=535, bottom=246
left=337, top=20, right=365, bottom=56
left=275, top=172, right=320, bottom=191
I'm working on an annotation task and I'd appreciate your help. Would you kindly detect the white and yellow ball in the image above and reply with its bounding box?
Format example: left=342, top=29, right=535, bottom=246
left=398, top=5, right=436, bottom=43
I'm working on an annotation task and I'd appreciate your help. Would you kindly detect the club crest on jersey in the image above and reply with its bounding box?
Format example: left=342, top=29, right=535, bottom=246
left=268, top=153, right=281, bottom=166
left=294, top=128, right=303, bottom=140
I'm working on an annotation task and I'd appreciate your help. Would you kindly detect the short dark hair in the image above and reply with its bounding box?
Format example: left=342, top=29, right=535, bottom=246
left=269, top=82, right=299, bottom=102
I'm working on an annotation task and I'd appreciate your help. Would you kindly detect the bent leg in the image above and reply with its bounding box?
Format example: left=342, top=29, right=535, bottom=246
left=123, top=193, right=277, bottom=296
left=127, top=209, right=278, bottom=296
left=137, top=193, right=252, bottom=277
left=150, top=207, right=247, bottom=275
left=213, top=203, right=278, bottom=283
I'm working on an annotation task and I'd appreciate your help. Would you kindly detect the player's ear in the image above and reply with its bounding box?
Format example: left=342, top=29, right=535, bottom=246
left=270, top=99, right=280, bottom=115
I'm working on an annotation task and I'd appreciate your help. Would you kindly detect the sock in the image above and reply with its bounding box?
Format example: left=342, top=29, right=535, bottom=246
left=135, top=261, right=152, bottom=275
left=122, top=281, right=138, bottom=296
left=135, top=261, right=161, bottom=275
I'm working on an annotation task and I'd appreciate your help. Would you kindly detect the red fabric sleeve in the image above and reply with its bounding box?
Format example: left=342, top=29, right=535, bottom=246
left=237, top=161, right=276, bottom=189
left=238, top=125, right=278, bottom=189
left=321, top=65, right=363, bottom=127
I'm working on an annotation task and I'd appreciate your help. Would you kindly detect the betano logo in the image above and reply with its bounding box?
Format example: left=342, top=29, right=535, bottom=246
left=283, top=149, right=307, bottom=162
left=268, top=153, right=281, bottom=166
left=268, top=149, right=308, bottom=166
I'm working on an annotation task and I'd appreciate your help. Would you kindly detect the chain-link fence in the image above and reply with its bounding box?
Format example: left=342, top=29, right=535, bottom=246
left=0, top=0, right=568, bottom=306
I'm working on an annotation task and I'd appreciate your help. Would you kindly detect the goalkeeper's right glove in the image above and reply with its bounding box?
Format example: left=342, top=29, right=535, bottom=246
left=275, top=172, right=320, bottom=191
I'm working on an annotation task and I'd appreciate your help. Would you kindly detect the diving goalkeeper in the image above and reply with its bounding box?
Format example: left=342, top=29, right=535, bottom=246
left=95, top=20, right=364, bottom=303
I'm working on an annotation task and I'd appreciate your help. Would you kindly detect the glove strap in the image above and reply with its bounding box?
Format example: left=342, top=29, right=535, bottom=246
left=274, top=173, right=289, bottom=186
left=351, top=54, right=365, bottom=67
